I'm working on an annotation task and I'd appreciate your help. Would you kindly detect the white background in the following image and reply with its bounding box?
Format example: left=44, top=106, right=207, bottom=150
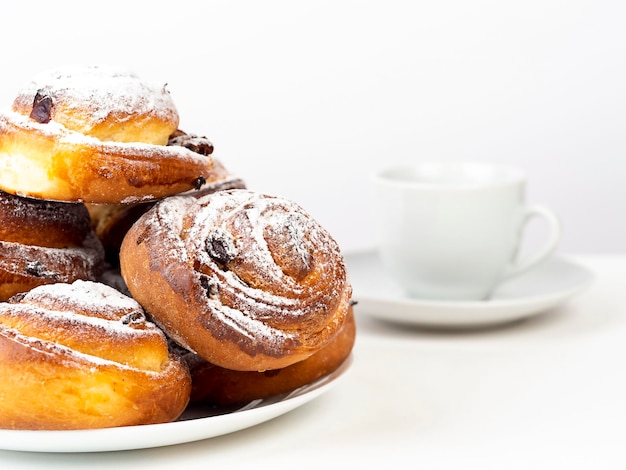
left=1, top=0, right=624, bottom=254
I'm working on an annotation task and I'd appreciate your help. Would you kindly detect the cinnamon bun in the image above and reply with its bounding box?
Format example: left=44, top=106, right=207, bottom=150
left=0, top=65, right=216, bottom=203
left=119, top=189, right=352, bottom=372
left=0, top=280, right=191, bottom=430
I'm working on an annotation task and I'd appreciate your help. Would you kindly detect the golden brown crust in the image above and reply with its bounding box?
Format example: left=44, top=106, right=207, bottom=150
left=184, top=307, right=356, bottom=406
left=0, top=191, right=104, bottom=301
left=120, top=189, right=352, bottom=372
left=0, top=65, right=216, bottom=204
left=0, top=280, right=191, bottom=430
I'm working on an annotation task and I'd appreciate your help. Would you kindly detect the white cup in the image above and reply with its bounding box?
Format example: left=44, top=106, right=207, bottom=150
left=371, top=162, right=562, bottom=301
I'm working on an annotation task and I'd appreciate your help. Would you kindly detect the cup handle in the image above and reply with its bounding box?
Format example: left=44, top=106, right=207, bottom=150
left=504, top=205, right=562, bottom=280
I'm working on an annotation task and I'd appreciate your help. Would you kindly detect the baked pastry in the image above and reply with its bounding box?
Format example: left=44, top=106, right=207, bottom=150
left=87, top=157, right=246, bottom=265
left=0, top=190, right=104, bottom=301
left=120, top=189, right=353, bottom=372
left=0, top=280, right=191, bottom=430
left=0, top=64, right=216, bottom=204
left=183, top=305, right=356, bottom=406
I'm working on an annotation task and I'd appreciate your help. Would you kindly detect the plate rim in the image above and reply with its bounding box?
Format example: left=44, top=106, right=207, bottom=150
left=0, top=355, right=353, bottom=453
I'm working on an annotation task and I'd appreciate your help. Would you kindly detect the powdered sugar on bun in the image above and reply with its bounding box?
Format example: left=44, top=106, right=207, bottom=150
left=120, top=189, right=352, bottom=372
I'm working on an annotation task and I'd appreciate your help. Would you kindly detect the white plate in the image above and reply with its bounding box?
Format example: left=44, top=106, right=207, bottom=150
left=345, top=251, right=593, bottom=328
left=0, top=355, right=353, bottom=453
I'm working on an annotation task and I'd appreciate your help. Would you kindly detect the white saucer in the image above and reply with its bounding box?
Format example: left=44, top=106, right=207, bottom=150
left=344, top=251, right=594, bottom=328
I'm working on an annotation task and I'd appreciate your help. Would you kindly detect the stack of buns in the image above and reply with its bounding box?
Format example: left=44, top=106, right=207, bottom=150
left=0, top=65, right=354, bottom=430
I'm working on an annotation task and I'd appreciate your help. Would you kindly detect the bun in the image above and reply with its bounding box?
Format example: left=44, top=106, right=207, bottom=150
left=0, top=65, right=215, bottom=204
left=0, top=190, right=104, bottom=301
left=119, top=189, right=352, bottom=372
left=0, top=280, right=191, bottom=430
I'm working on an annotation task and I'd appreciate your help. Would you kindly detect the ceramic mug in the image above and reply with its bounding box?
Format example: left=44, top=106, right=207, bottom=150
left=371, top=162, right=562, bottom=301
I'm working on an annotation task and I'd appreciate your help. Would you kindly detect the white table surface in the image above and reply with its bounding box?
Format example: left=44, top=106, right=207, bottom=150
left=2, top=255, right=625, bottom=469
